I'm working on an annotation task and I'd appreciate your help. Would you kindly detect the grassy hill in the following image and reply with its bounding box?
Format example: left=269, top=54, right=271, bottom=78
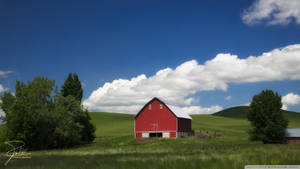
left=213, top=106, right=300, bottom=128
left=213, top=106, right=249, bottom=118
left=90, top=112, right=134, bottom=137
left=0, top=112, right=300, bottom=169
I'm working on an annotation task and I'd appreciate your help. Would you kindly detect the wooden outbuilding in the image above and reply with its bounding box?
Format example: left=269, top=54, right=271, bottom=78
left=134, top=97, right=192, bottom=138
left=285, top=128, right=300, bottom=144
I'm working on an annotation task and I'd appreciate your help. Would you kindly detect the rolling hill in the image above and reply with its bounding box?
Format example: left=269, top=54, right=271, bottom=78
left=213, top=106, right=249, bottom=118
left=89, top=112, right=134, bottom=137
left=213, top=106, right=300, bottom=128
left=213, top=106, right=300, bottom=118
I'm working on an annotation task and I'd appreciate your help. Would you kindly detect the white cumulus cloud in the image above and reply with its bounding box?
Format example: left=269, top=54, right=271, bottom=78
left=0, top=99, right=4, bottom=117
left=84, top=44, right=300, bottom=114
left=0, top=84, right=8, bottom=93
left=281, top=104, right=288, bottom=110
left=282, top=93, right=300, bottom=105
left=242, top=0, right=300, bottom=25
left=282, top=92, right=300, bottom=110
left=0, top=109, right=4, bottom=117
left=182, top=105, right=223, bottom=115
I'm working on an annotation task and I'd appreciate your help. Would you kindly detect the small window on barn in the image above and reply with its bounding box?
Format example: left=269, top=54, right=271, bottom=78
left=160, top=104, right=163, bottom=109
left=149, top=104, right=151, bottom=110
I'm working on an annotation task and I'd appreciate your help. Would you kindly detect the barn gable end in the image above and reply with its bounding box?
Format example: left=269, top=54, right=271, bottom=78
left=134, top=97, right=191, bottom=120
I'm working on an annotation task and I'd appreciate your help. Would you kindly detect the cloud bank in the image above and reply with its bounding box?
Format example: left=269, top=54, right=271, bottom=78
left=242, top=0, right=300, bottom=25
left=84, top=44, right=300, bottom=114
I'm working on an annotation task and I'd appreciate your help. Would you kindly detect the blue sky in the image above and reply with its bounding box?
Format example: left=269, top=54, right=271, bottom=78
left=1, top=0, right=300, bottom=114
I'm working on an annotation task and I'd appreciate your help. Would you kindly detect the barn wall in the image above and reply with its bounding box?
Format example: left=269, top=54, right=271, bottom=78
left=170, top=132, right=177, bottom=138
left=136, top=133, right=142, bottom=138
left=177, top=118, right=191, bottom=132
left=135, top=100, right=177, bottom=135
left=286, top=137, right=300, bottom=144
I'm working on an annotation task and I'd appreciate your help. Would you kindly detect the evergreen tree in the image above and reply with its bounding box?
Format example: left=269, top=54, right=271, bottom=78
left=247, top=90, right=288, bottom=143
left=61, top=73, right=83, bottom=102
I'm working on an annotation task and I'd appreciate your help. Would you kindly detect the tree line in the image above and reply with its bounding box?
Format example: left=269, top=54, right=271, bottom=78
left=0, top=73, right=95, bottom=150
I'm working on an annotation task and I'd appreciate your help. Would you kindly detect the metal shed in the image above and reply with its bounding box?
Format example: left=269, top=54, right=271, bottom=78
left=285, top=128, right=300, bottom=144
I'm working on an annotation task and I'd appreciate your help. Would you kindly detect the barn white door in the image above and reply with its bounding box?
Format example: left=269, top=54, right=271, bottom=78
left=163, top=132, right=170, bottom=138
left=142, top=132, right=149, bottom=138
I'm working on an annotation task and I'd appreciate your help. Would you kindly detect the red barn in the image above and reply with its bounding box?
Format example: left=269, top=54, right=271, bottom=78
left=134, top=97, right=192, bottom=138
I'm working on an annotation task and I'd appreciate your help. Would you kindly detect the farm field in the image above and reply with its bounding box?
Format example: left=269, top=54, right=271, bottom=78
left=1, top=110, right=300, bottom=169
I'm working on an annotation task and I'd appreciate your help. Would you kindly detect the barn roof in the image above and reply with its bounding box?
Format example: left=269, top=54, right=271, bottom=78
left=167, top=105, right=192, bottom=119
left=285, top=128, right=300, bottom=137
left=135, top=97, right=192, bottom=120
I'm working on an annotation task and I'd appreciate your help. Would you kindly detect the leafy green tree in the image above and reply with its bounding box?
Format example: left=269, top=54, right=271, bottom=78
left=247, top=90, right=288, bottom=143
left=53, top=95, right=95, bottom=148
left=0, top=76, right=95, bottom=150
left=61, top=73, right=83, bottom=102
left=1, top=78, right=57, bottom=149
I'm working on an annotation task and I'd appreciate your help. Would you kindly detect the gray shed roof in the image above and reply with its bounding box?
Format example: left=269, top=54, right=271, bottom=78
left=285, top=128, right=300, bottom=137
left=167, top=105, right=192, bottom=120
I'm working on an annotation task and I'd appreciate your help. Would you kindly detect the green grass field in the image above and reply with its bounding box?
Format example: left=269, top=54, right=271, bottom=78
left=1, top=111, right=300, bottom=169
